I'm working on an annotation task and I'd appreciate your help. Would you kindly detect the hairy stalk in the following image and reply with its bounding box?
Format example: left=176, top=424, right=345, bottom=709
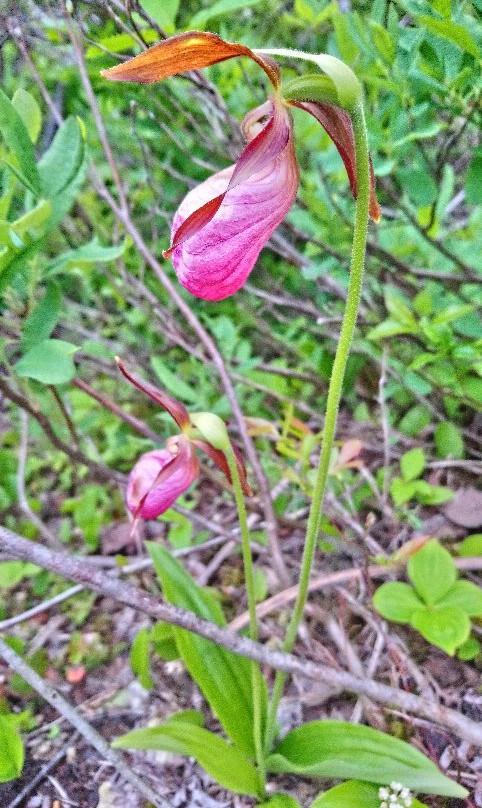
left=264, top=99, right=371, bottom=753
left=225, top=447, right=266, bottom=793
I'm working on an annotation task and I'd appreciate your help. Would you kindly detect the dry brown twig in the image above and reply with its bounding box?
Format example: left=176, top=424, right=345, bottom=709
left=1, top=527, right=481, bottom=747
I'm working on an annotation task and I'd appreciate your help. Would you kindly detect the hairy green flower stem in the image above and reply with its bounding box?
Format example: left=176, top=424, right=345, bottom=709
left=225, top=446, right=267, bottom=794
left=263, top=99, right=371, bottom=753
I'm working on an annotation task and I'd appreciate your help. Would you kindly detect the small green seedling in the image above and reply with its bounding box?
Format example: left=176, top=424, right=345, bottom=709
left=373, top=540, right=482, bottom=657
left=389, top=448, right=453, bottom=507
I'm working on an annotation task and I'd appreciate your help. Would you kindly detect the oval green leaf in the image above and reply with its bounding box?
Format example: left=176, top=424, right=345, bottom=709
left=265, top=721, right=467, bottom=797
left=0, top=715, right=24, bottom=783
left=407, top=540, right=456, bottom=605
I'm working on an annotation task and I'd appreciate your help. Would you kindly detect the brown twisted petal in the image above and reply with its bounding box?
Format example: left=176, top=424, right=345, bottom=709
left=100, top=30, right=280, bottom=88
left=289, top=99, right=381, bottom=222
left=116, top=357, right=190, bottom=431
left=192, top=439, right=252, bottom=496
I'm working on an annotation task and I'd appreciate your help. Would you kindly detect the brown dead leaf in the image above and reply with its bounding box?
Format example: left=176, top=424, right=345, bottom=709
left=443, top=487, right=482, bottom=528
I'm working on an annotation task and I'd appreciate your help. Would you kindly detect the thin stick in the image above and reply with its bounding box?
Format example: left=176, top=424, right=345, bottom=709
left=0, top=636, right=172, bottom=808
left=1, top=527, right=481, bottom=747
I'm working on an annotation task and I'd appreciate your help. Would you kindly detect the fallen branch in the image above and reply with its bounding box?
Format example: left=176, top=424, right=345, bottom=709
left=0, top=636, right=173, bottom=808
left=1, top=527, right=481, bottom=747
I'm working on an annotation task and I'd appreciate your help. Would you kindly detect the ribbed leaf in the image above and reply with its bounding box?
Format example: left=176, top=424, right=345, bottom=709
left=266, top=721, right=467, bottom=797
left=113, top=720, right=261, bottom=796
left=147, top=542, right=266, bottom=757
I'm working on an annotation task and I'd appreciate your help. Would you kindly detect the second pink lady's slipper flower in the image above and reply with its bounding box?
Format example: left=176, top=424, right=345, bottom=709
left=102, top=31, right=381, bottom=301
left=117, top=358, right=250, bottom=520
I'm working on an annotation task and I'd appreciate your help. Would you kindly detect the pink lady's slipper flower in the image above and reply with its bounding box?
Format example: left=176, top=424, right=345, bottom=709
left=117, top=358, right=250, bottom=519
left=102, top=32, right=381, bottom=301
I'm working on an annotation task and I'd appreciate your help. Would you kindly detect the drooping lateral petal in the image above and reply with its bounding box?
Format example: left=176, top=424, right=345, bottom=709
left=164, top=97, right=291, bottom=257
left=192, top=439, right=252, bottom=495
left=127, top=442, right=199, bottom=519
left=289, top=100, right=381, bottom=222
left=168, top=105, right=299, bottom=301
left=116, top=357, right=190, bottom=430
left=101, top=30, right=280, bottom=88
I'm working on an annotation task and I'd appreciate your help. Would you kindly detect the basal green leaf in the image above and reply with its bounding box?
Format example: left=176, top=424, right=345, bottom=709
left=15, top=338, right=79, bottom=385
left=0, top=715, right=24, bottom=782
left=266, top=721, right=467, bottom=797
left=258, top=795, right=303, bottom=808
left=113, top=721, right=261, bottom=796
left=407, top=540, right=456, bottom=605
left=411, top=606, right=470, bottom=655
left=130, top=627, right=154, bottom=690
left=373, top=582, right=424, bottom=623
left=147, top=543, right=266, bottom=757
left=311, top=780, right=428, bottom=808
left=0, top=89, right=40, bottom=194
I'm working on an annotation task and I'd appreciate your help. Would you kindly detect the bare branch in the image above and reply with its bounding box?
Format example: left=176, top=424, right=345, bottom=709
left=1, top=527, right=481, bottom=747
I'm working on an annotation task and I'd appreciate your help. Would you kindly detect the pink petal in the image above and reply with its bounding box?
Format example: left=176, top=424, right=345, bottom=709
left=127, top=441, right=199, bottom=519
left=289, top=100, right=381, bottom=222
left=117, top=358, right=190, bottom=430
left=167, top=99, right=299, bottom=301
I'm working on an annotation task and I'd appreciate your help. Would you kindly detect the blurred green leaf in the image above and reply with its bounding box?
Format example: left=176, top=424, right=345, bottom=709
left=15, top=339, right=78, bottom=384
left=407, top=540, right=456, bottom=605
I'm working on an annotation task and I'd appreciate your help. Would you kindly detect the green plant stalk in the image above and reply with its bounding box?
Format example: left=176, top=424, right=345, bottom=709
left=225, top=446, right=267, bottom=793
left=264, top=99, right=371, bottom=754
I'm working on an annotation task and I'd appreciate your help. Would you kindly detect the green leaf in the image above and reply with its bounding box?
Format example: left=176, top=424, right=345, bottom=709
left=434, top=422, right=464, bottom=459
left=266, top=721, right=466, bottom=796
left=407, top=540, right=456, bottom=605
left=12, top=89, right=42, bottom=144
left=311, top=780, right=429, bottom=808
left=0, top=715, right=24, bottom=782
left=0, top=561, right=40, bottom=589
left=400, top=448, right=425, bottom=482
left=411, top=606, right=470, bottom=655
left=258, top=796, right=303, bottom=808
left=147, top=543, right=266, bottom=757
left=139, top=0, right=180, bottom=31
left=415, top=15, right=480, bottom=58
left=390, top=477, right=417, bottom=506
left=190, top=0, right=264, bottom=28
left=457, top=637, right=480, bottom=661
left=38, top=117, right=84, bottom=198
left=372, top=582, right=424, bottom=623
left=20, top=283, right=62, bottom=352
left=0, top=89, right=41, bottom=194
left=15, top=338, right=79, bottom=385
left=150, top=622, right=180, bottom=661
left=47, top=237, right=127, bottom=273
left=465, top=147, right=482, bottom=205
left=398, top=405, right=431, bottom=438
left=130, top=627, right=154, bottom=690
left=439, top=580, right=482, bottom=617
left=367, top=318, right=416, bottom=340
left=113, top=721, right=261, bottom=796
left=458, top=534, right=482, bottom=557
left=150, top=356, right=199, bottom=404
left=384, top=288, right=416, bottom=327
left=412, top=480, right=453, bottom=506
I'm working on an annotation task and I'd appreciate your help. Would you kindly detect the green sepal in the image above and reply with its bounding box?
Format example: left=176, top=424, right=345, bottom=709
left=283, top=74, right=339, bottom=106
